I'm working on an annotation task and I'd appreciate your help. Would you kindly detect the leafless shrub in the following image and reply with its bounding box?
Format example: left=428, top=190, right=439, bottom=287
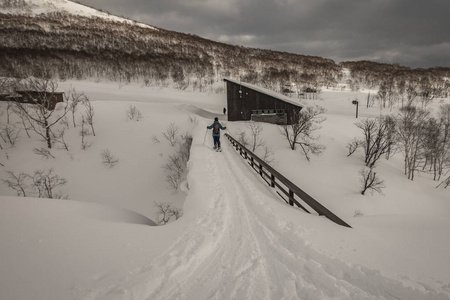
left=10, top=103, right=31, bottom=138
left=59, top=116, right=69, bottom=129
left=0, top=125, right=21, bottom=146
left=31, top=169, right=67, bottom=199
left=236, top=124, right=273, bottom=164
left=279, top=105, right=326, bottom=161
left=188, top=115, right=197, bottom=124
left=2, top=170, right=29, bottom=196
left=68, top=89, right=86, bottom=127
left=164, top=154, right=183, bottom=174
left=163, top=134, right=192, bottom=190
left=33, top=147, right=55, bottom=159
left=246, top=121, right=264, bottom=152
left=101, top=149, right=119, bottom=167
left=353, top=210, right=364, bottom=217
left=164, top=153, right=183, bottom=190
left=152, top=136, right=160, bottom=143
left=163, top=123, right=180, bottom=147
left=2, top=169, right=67, bottom=198
left=237, top=130, right=249, bottom=148
left=347, top=138, right=362, bottom=157
left=82, top=96, right=95, bottom=136
left=260, top=145, right=275, bottom=165
left=53, top=128, right=69, bottom=151
left=126, top=104, right=143, bottom=121
left=166, top=172, right=182, bottom=191
left=5, top=100, right=14, bottom=124
left=437, top=170, right=450, bottom=188
left=360, top=167, right=385, bottom=195
left=154, top=202, right=183, bottom=225
left=79, top=115, right=92, bottom=150
left=170, top=207, right=183, bottom=220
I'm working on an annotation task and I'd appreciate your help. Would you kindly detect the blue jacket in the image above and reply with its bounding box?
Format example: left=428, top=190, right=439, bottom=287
left=207, top=121, right=226, bottom=137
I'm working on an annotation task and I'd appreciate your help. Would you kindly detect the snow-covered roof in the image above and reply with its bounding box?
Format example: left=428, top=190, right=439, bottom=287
left=223, top=78, right=303, bottom=108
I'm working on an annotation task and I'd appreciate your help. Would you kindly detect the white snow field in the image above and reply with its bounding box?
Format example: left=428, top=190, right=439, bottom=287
left=1, top=80, right=450, bottom=300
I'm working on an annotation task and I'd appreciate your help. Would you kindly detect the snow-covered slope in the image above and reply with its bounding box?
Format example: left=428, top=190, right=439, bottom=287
left=1, top=80, right=449, bottom=299
left=0, top=0, right=156, bottom=29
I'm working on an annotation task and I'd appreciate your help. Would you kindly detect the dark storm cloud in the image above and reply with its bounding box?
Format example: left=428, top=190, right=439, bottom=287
left=76, top=0, right=450, bottom=68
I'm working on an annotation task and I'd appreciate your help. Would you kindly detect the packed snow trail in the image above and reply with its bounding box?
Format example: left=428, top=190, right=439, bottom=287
left=79, top=125, right=448, bottom=300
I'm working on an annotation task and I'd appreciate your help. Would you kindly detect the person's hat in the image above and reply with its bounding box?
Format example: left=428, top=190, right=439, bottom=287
left=214, top=117, right=218, bottom=121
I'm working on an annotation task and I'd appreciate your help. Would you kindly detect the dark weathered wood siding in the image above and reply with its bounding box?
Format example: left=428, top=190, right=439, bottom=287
left=225, top=79, right=302, bottom=124
left=15, top=91, right=64, bottom=110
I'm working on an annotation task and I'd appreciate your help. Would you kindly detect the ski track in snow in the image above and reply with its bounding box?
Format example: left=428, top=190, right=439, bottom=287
left=78, top=126, right=449, bottom=300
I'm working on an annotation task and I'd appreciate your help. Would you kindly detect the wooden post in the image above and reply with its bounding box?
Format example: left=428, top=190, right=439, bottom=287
left=289, top=189, right=294, bottom=206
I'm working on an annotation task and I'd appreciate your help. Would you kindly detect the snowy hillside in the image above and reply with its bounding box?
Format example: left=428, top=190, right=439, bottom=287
left=1, top=80, right=449, bottom=299
left=0, top=0, right=156, bottom=29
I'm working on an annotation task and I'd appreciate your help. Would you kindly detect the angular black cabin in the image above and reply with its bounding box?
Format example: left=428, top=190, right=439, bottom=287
left=224, top=78, right=303, bottom=125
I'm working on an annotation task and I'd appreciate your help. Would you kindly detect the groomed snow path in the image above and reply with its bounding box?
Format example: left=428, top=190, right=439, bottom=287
left=80, top=124, right=447, bottom=300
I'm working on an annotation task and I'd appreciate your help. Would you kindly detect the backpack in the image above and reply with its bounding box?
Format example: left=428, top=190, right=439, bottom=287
left=213, top=122, right=220, bottom=134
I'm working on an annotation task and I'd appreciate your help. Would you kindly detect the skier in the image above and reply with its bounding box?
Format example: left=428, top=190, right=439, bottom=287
left=207, top=117, right=226, bottom=151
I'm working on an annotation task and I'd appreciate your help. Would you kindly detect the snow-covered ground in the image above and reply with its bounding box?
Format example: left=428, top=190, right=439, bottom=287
left=1, top=80, right=450, bottom=300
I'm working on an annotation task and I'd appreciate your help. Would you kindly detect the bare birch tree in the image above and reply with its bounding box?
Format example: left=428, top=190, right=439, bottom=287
left=82, top=95, right=95, bottom=136
left=396, top=106, right=430, bottom=180
left=68, top=89, right=86, bottom=128
left=279, top=105, right=326, bottom=161
left=360, top=167, right=385, bottom=195
left=356, top=115, right=396, bottom=168
left=12, top=78, right=69, bottom=148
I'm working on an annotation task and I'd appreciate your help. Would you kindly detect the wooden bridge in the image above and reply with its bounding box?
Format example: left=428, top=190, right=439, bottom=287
left=225, top=133, right=352, bottom=228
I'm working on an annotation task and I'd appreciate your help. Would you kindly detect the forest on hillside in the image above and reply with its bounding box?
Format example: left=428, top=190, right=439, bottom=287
left=0, top=2, right=449, bottom=97
left=0, top=11, right=339, bottom=91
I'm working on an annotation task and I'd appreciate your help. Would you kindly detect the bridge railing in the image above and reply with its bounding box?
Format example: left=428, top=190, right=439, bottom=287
left=225, top=133, right=352, bottom=228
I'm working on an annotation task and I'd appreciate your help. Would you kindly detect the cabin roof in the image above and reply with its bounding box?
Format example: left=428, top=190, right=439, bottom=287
left=16, top=90, right=64, bottom=94
left=223, top=78, right=303, bottom=109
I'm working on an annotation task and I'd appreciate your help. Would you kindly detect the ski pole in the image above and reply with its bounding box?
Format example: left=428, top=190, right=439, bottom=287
left=203, top=128, right=208, bottom=145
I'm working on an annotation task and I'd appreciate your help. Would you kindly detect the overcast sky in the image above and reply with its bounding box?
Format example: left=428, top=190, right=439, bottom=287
left=76, top=0, right=450, bottom=69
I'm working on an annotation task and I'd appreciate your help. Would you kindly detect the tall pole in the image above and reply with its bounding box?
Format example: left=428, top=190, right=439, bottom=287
left=352, top=100, right=359, bottom=118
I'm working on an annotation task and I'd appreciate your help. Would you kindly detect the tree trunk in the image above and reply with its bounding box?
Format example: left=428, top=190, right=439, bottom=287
left=45, top=120, right=52, bottom=149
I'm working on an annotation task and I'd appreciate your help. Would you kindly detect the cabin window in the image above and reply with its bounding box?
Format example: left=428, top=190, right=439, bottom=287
left=252, top=109, right=285, bottom=115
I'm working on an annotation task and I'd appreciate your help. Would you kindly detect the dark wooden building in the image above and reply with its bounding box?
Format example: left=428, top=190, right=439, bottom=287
left=14, top=90, right=64, bottom=110
left=224, top=78, right=302, bottom=125
left=0, top=94, right=8, bottom=101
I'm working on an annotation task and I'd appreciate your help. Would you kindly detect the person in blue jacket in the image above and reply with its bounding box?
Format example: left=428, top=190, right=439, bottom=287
left=207, top=117, right=226, bottom=150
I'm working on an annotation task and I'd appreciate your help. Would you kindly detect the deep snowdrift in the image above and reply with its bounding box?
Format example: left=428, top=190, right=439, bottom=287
left=1, top=80, right=449, bottom=300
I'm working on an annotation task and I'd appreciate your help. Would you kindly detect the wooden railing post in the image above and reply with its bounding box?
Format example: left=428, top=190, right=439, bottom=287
left=289, top=189, right=294, bottom=206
